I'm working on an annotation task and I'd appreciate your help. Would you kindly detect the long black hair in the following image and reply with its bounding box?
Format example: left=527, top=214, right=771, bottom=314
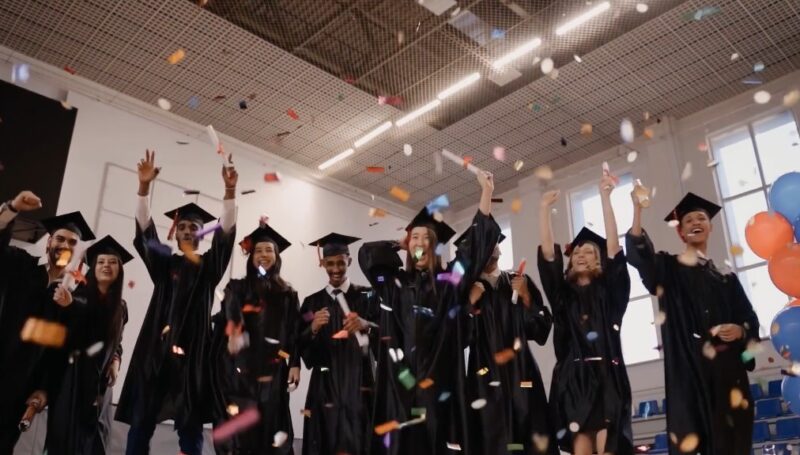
left=85, top=253, right=126, bottom=358
left=245, top=239, right=289, bottom=294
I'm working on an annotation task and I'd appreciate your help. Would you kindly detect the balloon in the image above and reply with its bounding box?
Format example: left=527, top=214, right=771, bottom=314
left=795, top=215, right=800, bottom=243
left=783, top=376, right=800, bottom=415
left=770, top=306, right=800, bottom=360
left=745, top=211, right=794, bottom=259
left=789, top=299, right=800, bottom=308
left=769, top=243, right=800, bottom=298
left=769, top=172, right=800, bottom=223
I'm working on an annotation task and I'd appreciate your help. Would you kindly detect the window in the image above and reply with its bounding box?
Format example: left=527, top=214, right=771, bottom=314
left=569, top=173, right=661, bottom=364
left=498, top=224, right=514, bottom=271
left=710, top=111, right=800, bottom=337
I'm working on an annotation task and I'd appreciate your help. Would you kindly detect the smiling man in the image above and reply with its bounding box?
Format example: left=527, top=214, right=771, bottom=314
left=298, top=232, right=375, bottom=455
left=115, top=149, right=237, bottom=455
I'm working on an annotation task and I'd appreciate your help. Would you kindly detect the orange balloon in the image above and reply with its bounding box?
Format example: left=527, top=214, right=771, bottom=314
left=745, top=212, right=795, bottom=260
left=769, top=244, right=800, bottom=298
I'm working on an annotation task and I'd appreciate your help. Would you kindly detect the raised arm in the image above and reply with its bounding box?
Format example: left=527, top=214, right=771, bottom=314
left=133, top=150, right=171, bottom=281
left=477, top=169, right=494, bottom=215
left=452, top=172, right=501, bottom=289
left=599, top=173, right=620, bottom=258
left=624, top=183, right=659, bottom=295
left=0, top=190, right=43, bottom=250
left=518, top=274, right=552, bottom=345
left=538, top=190, right=559, bottom=261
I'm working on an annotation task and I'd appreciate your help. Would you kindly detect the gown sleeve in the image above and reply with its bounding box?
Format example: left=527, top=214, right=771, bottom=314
left=624, top=229, right=661, bottom=295
left=287, top=290, right=302, bottom=369
left=200, top=223, right=236, bottom=294
left=522, top=274, right=553, bottom=345
left=537, top=244, right=566, bottom=313
left=450, top=211, right=502, bottom=296
left=133, top=220, right=170, bottom=282
left=297, top=295, right=320, bottom=369
left=116, top=301, right=129, bottom=361
left=603, top=250, right=631, bottom=320
left=223, top=281, right=243, bottom=327
left=729, top=273, right=761, bottom=372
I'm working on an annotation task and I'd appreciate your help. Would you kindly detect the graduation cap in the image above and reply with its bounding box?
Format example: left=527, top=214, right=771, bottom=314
left=85, top=235, right=134, bottom=265
left=309, top=232, right=360, bottom=258
left=664, top=192, right=722, bottom=223
left=163, top=203, right=216, bottom=225
left=565, top=227, right=606, bottom=259
left=239, top=224, right=291, bottom=253
left=40, top=211, right=96, bottom=241
left=453, top=229, right=505, bottom=248
left=406, top=208, right=456, bottom=244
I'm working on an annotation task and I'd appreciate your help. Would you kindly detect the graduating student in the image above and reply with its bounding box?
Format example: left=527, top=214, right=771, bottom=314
left=0, top=191, right=95, bottom=454
left=214, top=223, right=301, bottom=455
left=460, top=232, right=557, bottom=455
left=298, top=233, right=375, bottom=455
left=625, top=191, right=759, bottom=455
left=358, top=170, right=500, bottom=455
left=537, top=174, right=633, bottom=455
left=44, top=235, right=132, bottom=455
left=116, top=150, right=237, bottom=455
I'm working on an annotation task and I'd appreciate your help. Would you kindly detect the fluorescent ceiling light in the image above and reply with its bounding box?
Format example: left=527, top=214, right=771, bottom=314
left=395, top=100, right=442, bottom=127
left=354, top=121, right=393, bottom=148
left=437, top=72, right=481, bottom=99
left=318, top=148, right=354, bottom=170
left=492, top=37, right=542, bottom=69
left=555, top=1, right=610, bottom=36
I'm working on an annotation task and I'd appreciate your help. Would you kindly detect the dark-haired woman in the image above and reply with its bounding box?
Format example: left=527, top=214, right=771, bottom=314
left=537, top=173, right=633, bottom=455
left=359, top=171, right=500, bottom=455
left=212, top=224, right=301, bottom=455
left=44, top=235, right=131, bottom=455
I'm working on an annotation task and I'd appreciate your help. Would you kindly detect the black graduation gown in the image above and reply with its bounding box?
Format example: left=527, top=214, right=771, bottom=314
left=464, top=271, right=558, bottom=455
left=297, top=284, right=375, bottom=455
left=625, top=230, right=759, bottom=455
left=358, top=210, right=500, bottom=455
left=0, top=219, right=55, bottom=454
left=45, top=291, right=128, bottom=455
left=116, top=220, right=235, bottom=428
left=537, top=245, right=633, bottom=455
left=212, top=278, right=301, bottom=455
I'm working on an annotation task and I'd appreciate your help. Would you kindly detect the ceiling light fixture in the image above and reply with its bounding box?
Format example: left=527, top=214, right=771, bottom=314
left=492, top=37, right=542, bottom=69
left=318, top=148, right=354, bottom=170
left=555, top=1, right=611, bottom=36
left=437, top=72, right=481, bottom=99
left=395, top=100, right=442, bottom=127
left=354, top=121, right=393, bottom=148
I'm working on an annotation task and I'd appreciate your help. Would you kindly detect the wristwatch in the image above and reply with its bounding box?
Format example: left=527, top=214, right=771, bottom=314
left=6, top=200, right=18, bottom=213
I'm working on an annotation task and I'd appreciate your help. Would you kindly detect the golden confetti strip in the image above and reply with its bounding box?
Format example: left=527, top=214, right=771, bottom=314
left=389, top=186, right=410, bottom=202
left=730, top=387, right=743, bottom=408
left=167, top=48, right=186, bottom=65
left=56, top=250, right=71, bottom=267
left=730, top=244, right=744, bottom=256
left=20, top=318, right=67, bottom=347
left=533, top=165, right=553, bottom=181
left=369, top=207, right=387, bottom=218
left=520, top=381, right=533, bottom=388
left=513, top=160, right=524, bottom=171
left=277, top=350, right=290, bottom=360
left=374, top=420, right=399, bottom=435
left=511, top=198, right=522, bottom=214
left=580, top=123, right=593, bottom=135
left=642, top=127, right=654, bottom=139
left=477, top=367, right=489, bottom=376
left=227, top=404, right=239, bottom=416
left=679, top=433, right=699, bottom=453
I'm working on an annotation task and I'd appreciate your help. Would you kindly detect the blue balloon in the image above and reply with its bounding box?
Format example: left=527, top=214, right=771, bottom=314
left=769, top=172, right=800, bottom=223
left=784, top=376, right=800, bottom=415
left=770, top=306, right=800, bottom=362
left=794, top=215, right=800, bottom=243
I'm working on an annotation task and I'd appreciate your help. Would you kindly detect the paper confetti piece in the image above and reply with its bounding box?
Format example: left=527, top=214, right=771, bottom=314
left=273, top=431, right=288, bottom=447
left=627, top=150, right=638, bottom=162
left=520, top=381, right=533, bottom=388
left=418, top=378, right=434, bottom=389
left=426, top=194, right=450, bottom=214
left=63, top=65, right=77, bottom=75
left=287, top=109, right=299, bottom=120
left=11, top=63, right=30, bottom=83
left=513, top=160, right=524, bottom=171
left=541, top=58, right=554, bottom=74
left=367, top=166, right=385, bottom=173
left=375, top=420, right=399, bottom=435
left=754, top=90, right=771, bottom=104
left=20, top=318, right=67, bottom=347
left=470, top=399, right=487, bottom=410
left=242, top=304, right=261, bottom=313
left=730, top=244, right=744, bottom=256
left=402, top=144, right=413, bottom=156
left=477, top=367, right=489, bottom=376
left=86, top=341, right=104, bottom=357
left=389, top=186, right=410, bottom=202
left=277, top=350, right=290, bottom=359
left=784, top=89, right=800, bottom=107
left=680, top=162, right=693, bottom=181
left=492, top=146, right=506, bottom=161
left=753, top=61, right=765, bottom=73
left=580, top=123, right=593, bottom=135
left=369, top=208, right=386, bottom=217
left=398, top=368, right=416, bottom=389
left=56, top=250, right=72, bottom=267
left=227, top=404, right=240, bottom=416
left=332, top=329, right=349, bottom=339
left=263, top=172, right=281, bottom=183
left=679, top=433, right=699, bottom=452
left=157, top=98, right=172, bottom=111
left=510, top=198, right=522, bottom=213
left=239, top=100, right=248, bottom=109
left=411, top=407, right=426, bottom=417
left=494, top=348, right=515, bottom=365
left=534, top=165, right=553, bottom=181
left=167, top=48, right=186, bottom=65
left=212, top=407, right=260, bottom=442
left=620, top=119, right=634, bottom=143
left=172, top=345, right=185, bottom=355
left=642, top=127, right=654, bottom=139
left=586, top=331, right=599, bottom=342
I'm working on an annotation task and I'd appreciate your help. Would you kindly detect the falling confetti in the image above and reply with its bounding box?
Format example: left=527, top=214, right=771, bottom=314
left=687, top=6, right=720, bottom=21
left=56, top=250, right=72, bottom=267
left=541, top=58, right=554, bottom=75
left=511, top=198, right=522, bottom=213
left=534, top=165, right=554, bottom=181
left=730, top=53, right=739, bottom=61
left=560, top=137, right=567, bottom=147
left=369, top=208, right=387, bottom=217
left=494, top=348, right=516, bottom=365
left=753, top=61, right=765, bottom=73
left=573, top=54, right=582, bottom=63
left=157, top=98, right=172, bottom=111
left=568, top=422, right=580, bottom=433
left=679, top=433, right=699, bottom=453
left=730, top=244, right=744, bottom=256
left=620, top=119, right=634, bottom=143
left=470, top=399, right=487, bottom=410
left=398, top=368, right=416, bottom=389
left=493, top=146, right=506, bottom=161
left=389, top=186, right=410, bottom=202
left=580, top=123, right=593, bottom=135
left=63, top=65, right=77, bottom=75
left=366, top=166, right=385, bottom=173
left=11, top=63, right=30, bottom=83
left=513, top=160, right=524, bottom=171
left=520, top=381, right=533, bottom=388
left=239, top=100, right=248, bottom=110
left=418, top=378, right=434, bottom=389
left=586, top=331, right=599, bottom=342
left=627, top=150, right=638, bottom=163
left=375, top=420, right=399, bottom=436
left=20, top=318, right=67, bottom=348
left=754, top=90, right=771, bottom=104
left=212, top=407, right=261, bottom=442
left=273, top=431, right=288, bottom=447
left=636, top=3, right=649, bottom=13
left=86, top=341, right=104, bottom=357
left=277, top=350, right=290, bottom=359
left=681, top=162, right=692, bottom=181
left=642, top=127, right=654, bottom=139
left=332, top=329, right=349, bottom=339
left=403, top=144, right=413, bottom=156
left=784, top=89, right=800, bottom=107
left=227, top=404, right=240, bottom=416
left=172, top=345, right=185, bottom=355
left=263, top=172, right=281, bottom=183
left=167, top=49, right=186, bottom=65
left=287, top=109, right=299, bottom=120
left=187, top=96, right=200, bottom=109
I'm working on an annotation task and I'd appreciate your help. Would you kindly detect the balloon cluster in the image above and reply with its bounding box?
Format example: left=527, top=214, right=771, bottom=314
left=758, top=172, right=800, bottom=413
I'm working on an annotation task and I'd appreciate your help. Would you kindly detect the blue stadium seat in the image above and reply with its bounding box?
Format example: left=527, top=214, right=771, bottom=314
left=661, top=398, right=666, bottom=414
left=752, top=421, right=771, bottom=443
left=751, top=383, right=765, bottom=400
left=649, top=433, right=668, bottom=454
left=756, top=398, right=783, bottom=420
left=769, top=379, right=783, bottom=398
left=774, top=417, right=800, bottom=440
left=637, top=399, right=659, bottom=418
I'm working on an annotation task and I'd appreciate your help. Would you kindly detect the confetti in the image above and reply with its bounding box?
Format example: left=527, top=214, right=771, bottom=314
left=264, top=337, right=280, bottom=344
left=635, top=3, right=649, bottom=13
left=477, top=367, right=489, bottom=376
left=627, top=150, right=638, bottom=163
left=493, top=146, right=506, bottom=161
left=56, top=250, right=72, bottom=267
left=213, top=407, right=260, bottom=443
left=378, top=96, right=403, bottom=106
left=679, top=433, right=699, bottom=452
left=556, top=429, right=567, bottom=440
left=287, top=109, right=299, bottom=120
left=403, top=144, right=413, bottom=156
left=418, top=378, right=434, bottom=389
left=439, top=391, right=451, bottom=401
left=754, top=90, right=771, bottom=104
left=534, top=165, right=553, bottom=181
left=470, top=399, right=487, bottom=410
left=263, top=172, right=281, bottom=183
left=187, top=96, right=200, bottom=109
left=520, top=381, right=533, bottom=388
left=369, top=208, right=387, bottom=218
left=654, top=311, right=667, bottom=326
left=227, top=404, right=240, bottom=416
left=730, top=52, right=739, bottom=61
left=494, top=348, right=516, bottom=365
left=397, top=31, right=405, bottom=45
left=426, top=194, right=450, bottom=214
left=580, top=123, right=593, bottom=135
left=375, top=420, right=399, bottom=436
left=167, top=48, right=186, bottom=65
left=63, top=65, right=77, bottom=75
left=161, top=325, right=171, bottom=336
left=239, top=100, right=248, bottom=110
left=620, top=118, right=634, bottom=143
left=513, top=160, right=524, bottom=171
left=730, top=387, right=743, bottom=408
left=687, top=6, right=720, bottom=21
left=411, top=407, right=426, bottom=417
left=784, top=89, right=800, bottom=107
left=20, top=318, right=67, bottom=347
left=568, top=422, right=580, bottom=433
left=398, top=368, right=416, bottom=389
left=277, top=350, right=290, bottom=359
left=489, top=381, right=501, bottom=387
left=513, top=337, right=522, bottom=351
left=11, top=63, right=30, bottom=83
left=172, top=345, right=185, bottom=355
left=389, top=186, right=410, bottom=202
left=560, top=137, right=567, bottom=147
left=642, top=127, right=654, bottom=139
left=510, top=198, right=522, bottom=214
left=573, top=54, right=582, bottom=63
left=586, top=331, right=599, bottom=342
left=753, top=61, right=765, bottom=73
left=273, top=431, right=288, bottom=447
left=541, top=58, right=554, bottom=75
left=532, top=434, right=550, bottom=452
left=86, top=341, right=104, bottom=357
left=157, top=98, right=172, bottom=111
left=730, top=244, right=744, bottom=256
left=667, top=219, right=680, bottom=228
left=681, top=162, right=692, bottom=181
left=332, top=329, right=349, bottom=339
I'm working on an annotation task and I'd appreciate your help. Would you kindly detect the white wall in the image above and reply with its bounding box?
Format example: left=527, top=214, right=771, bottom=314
left=452, top=70, right=800, bottom=411
left=0, top=51, right=416, bottom=436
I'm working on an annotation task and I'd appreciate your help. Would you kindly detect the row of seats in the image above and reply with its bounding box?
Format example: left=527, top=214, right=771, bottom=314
left=753, top=418, right=800, bottom=442
left=752, top=380, right=784, bottom=401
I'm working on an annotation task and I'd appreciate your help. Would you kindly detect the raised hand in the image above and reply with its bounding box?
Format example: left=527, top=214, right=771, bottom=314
left=540, top=190, right=560, bottom=208
left=11, top=191, right=42, bottom=212
left=137, top=149, right=160, bottom=185
left=311, top=308, right=330, bottom=334
left=477, top=170, right=495, bottom=193
left=599, top=174, right=616, bottom=196
left=222, top=160, right=238, bottom=189
left=53, top=285, right=73, bottom=307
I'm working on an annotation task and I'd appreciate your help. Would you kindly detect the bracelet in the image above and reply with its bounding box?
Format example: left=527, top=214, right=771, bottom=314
left=6, top=200, right=18, bottom=213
